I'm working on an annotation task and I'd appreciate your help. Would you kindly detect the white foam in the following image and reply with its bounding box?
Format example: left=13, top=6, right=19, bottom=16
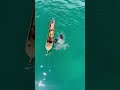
left=54, top=34, right=69, bottom=50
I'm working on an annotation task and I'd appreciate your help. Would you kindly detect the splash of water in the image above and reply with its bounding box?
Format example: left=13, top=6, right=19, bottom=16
left=54, top=34, right=69, bottom=50
left=45, top=34, right=69, bottom=56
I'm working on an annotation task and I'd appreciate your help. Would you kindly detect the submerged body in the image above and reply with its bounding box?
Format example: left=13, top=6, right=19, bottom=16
left=59, top=34, right=63, bottom=40
left=54, top=34, right=64, bottom=45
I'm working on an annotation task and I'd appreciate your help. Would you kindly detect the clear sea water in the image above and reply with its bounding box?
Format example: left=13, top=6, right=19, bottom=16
left=35, top=0, right=85, bottom=90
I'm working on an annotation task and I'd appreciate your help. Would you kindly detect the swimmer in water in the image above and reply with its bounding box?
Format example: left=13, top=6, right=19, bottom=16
left=59, top=34, right=63, bottom=39
left=54, top=34, right=64, bottom=44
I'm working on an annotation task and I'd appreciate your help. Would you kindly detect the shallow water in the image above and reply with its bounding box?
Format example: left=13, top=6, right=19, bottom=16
left=35, top=0, right=85, bottom=90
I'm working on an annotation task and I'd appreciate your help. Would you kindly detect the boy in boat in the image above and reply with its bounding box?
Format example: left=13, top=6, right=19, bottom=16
left=49, top=21, right=54, bottom=30
left=48, top=19, right=55, bottom=43
left=47, top=37, right=52, bottom=43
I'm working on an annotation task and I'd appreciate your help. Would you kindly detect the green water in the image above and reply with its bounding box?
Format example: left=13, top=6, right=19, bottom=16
left=35, top=0, right=85, bottom=90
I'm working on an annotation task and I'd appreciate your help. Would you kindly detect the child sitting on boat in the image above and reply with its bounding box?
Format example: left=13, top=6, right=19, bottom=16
left=47, top=37, right=52, bottom=43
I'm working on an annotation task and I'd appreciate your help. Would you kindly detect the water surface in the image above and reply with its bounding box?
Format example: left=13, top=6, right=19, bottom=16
left=35, top=0, right=85, bottom=90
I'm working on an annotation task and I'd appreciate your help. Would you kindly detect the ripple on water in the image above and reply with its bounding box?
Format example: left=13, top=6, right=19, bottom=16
left=35, top=0, right=85, bottom=10
left=35, top=0, right=85, bottom=90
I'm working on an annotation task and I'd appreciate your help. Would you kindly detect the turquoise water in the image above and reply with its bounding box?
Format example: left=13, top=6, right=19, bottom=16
left=35, top=0, right=85, bottom=90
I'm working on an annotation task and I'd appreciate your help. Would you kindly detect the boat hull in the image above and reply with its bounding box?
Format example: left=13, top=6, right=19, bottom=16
left=45, top=18, right=55, bottom=52
left=45, top=43, right=53, bottom=51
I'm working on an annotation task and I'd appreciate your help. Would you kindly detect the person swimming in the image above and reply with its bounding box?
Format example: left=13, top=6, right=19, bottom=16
left=59, top=34, right=63, bottom=39
left=54, top=34, right=64, bottom=44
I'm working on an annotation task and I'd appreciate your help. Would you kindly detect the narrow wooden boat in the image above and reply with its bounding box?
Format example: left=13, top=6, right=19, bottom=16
left=45, top=18, right=55, bottom=53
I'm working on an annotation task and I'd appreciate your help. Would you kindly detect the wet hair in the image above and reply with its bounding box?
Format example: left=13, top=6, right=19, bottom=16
left=60, top=34, right=63, bottom=39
